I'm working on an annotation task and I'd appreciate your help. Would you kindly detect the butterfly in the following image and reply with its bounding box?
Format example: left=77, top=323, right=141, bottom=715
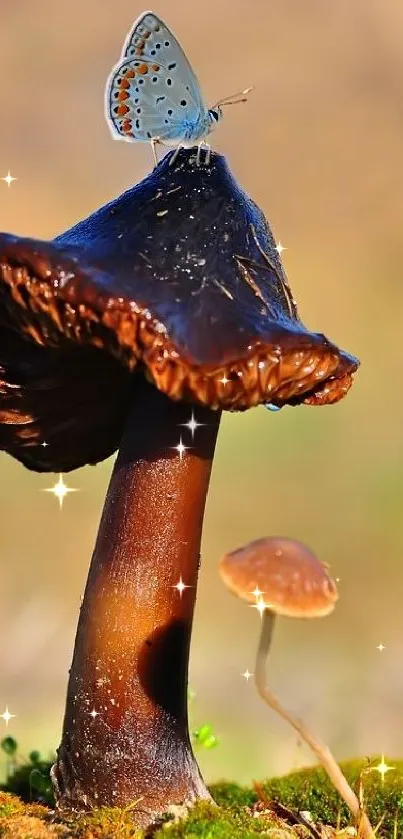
left=105, top=11, right=252, bottom=166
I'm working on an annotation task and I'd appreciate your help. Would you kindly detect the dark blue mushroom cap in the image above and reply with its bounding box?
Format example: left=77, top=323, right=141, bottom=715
left=0, top=149, right=358, bottom=472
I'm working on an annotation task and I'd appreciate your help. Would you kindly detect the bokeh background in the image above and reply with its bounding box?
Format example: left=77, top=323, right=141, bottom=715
left=1, top=0, right=403, bottom=786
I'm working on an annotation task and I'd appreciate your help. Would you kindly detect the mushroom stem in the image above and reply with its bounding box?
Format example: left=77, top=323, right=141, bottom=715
left=51, top=378, right=221, bottom=825
left=254, top=610, right=374, bottom=839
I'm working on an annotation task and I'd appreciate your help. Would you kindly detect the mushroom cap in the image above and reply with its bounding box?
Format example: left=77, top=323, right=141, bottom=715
left=0, top=149, right=358, bottom=472
left=219, top=537, right=338, bottom=618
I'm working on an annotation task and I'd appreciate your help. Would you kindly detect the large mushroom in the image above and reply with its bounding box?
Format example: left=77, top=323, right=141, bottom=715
left=0, top=149, right=359, bottom=826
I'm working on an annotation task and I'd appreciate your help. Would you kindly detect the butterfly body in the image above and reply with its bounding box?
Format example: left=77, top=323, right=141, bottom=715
left=105, top=12, right=236, bottom=162
left=151, top=109, right=222, bottom=147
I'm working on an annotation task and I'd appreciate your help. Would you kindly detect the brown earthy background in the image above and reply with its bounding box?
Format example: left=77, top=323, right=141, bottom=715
left=1, top=0, right=402, bottom=784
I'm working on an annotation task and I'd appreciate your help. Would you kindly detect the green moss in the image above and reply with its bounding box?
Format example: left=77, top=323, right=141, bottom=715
left=0, top=793, right=297, bottom=838
left=0, top=792, right=63, bottom=839
left=0, top=791, right=24, bottom=817
left=152, top=801, right=291, bottom=839
left=261, top=757, right=403, bottom=836
left=70, top=803, right=145, bottom=838
left=1, top=756, right=403, bottom=837
left=208, top=782, right=256, bottom=809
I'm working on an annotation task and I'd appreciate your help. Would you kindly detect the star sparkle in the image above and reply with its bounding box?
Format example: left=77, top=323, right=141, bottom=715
left=180, top=411, right=204, bottom=439
left=219, top=374, right=229, bottom=386
left=173, top=576, right=191, bottom=597
left=171, top=437, right=189, bottom=460
left=376, top=643, right=385, bottom=652
left=373, top=755, right=394, bottom=782
left=43, top=473, right=78, bottom=509
left=242, top=670, right=253, bottom=681
left=1, top=707, right=16, bottom=727
left=90, top=708, right=99, bottom=719
left=251, top=586, right=263, bottom=599
left=275, top=241, right=286, bottom=256
left=2, top=172, right=17, bottom=188
left=250, top=597, right=267, bottom=617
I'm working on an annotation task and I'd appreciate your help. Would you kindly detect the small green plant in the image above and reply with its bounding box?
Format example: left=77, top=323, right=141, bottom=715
left=192, top=723, right=219, bottom=750
left=1, top=737, right=55, bottom=805
left=188, top=687, right=220, bottom=750
left=1, top=737, right=17, bottom=757
left=29, top=766, right=53, bottom=801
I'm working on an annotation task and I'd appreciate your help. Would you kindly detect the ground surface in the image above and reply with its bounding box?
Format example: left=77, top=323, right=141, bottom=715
left=1, top=758, right=402, bottom=838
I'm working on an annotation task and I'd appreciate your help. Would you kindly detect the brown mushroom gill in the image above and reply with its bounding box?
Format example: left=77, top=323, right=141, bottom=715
left=0, top=149, right=359, bottom=825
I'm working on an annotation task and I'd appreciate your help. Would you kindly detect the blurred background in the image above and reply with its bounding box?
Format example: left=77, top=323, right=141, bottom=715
left=1, top=0, right=403, bottom=786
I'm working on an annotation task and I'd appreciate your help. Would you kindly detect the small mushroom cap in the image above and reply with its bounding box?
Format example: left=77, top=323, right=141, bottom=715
left=0, top=149, right=358, bottom=472
left=219, top=537, right=338, bottom=618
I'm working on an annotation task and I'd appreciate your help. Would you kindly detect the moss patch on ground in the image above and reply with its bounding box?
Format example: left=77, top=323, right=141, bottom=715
left=1, top=757, right=402, bottom=838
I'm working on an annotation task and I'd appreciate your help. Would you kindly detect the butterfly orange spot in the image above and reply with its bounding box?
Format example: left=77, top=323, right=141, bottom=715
left=137, top=63, right=148, bottom=74
left=122, top=119, right=132, bottom=132
left=118, top=90, right=130, bottom=101
left=120, top=78, right=131, bottom=89
left=126, top=69, right=136, bottom=79
left=151, top=64, right=160, bottom=72
left=117, top=104, right=130, bottom=116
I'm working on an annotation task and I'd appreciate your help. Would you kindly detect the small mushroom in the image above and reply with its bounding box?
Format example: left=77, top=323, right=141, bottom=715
left=0, top=149, right=359, bottom=826
left=219, top=536, right=374, bottom=838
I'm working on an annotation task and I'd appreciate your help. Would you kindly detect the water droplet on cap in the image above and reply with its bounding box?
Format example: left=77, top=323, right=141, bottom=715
left=265, top=403, right=282, bottom=412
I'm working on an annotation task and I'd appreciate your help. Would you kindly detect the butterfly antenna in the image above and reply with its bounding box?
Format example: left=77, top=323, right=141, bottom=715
left=214, top=86, right=254, bottom=108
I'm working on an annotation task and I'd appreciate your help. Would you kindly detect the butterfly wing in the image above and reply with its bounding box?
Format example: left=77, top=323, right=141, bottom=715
left=106, top=11, right=206, bottom=143
left=123, top=11, right=205, bottom=112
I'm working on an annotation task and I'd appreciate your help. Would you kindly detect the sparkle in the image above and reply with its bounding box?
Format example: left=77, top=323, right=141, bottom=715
left=1, top=707, right=16, bottom=727
left=172, top=437, right=189, bottom=460
left=250, top=597, right=267, bottom=617
left=180, top=411, right=204, bottom=439
left=373, top=755, right=394, bottom=782
left=41, top=441, right=48, bottom=448
left=335, top=577, right=340, bottom=583
left=219, top=374, right=229, bottom=386
left=173, top=576, right=190, bottom=597
left=43, top=473, right=78, bottom=509
left=275, top=241, right=286, bottom=256
left=242, top=669, right=253, bottom=681
left=251, top=586, right=263, bottom=599
left=90, top=708, right=99, bottom=719
left=2, top=171, right=17, bottom=188
left=376, top=643, right=386, bottom=652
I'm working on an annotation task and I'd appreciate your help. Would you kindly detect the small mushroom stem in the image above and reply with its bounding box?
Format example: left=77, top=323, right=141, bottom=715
left=51, top=378, right=221, bottom=825
left=254, top=610, right=374, bottom=839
